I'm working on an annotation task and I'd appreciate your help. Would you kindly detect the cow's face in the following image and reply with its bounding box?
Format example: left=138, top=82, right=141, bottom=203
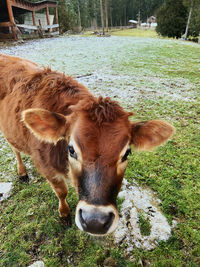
left=68, top=115, right=131, bottom=235
left=22, top=98, right=174, bottom=235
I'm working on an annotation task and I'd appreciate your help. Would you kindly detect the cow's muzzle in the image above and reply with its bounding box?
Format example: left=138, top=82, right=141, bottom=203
left=75, top=201, right=119, bottom=235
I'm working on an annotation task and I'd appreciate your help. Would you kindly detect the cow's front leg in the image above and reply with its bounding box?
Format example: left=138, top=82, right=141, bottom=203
left=10, top=145, right=29, bottom=183
left=50, top=179, right=71, bottom=227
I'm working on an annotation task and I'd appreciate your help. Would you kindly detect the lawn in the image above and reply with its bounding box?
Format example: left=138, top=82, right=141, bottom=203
left=0, top=31, right=200, bottom=266
left=111, top=28, right=158, bottom=38
left=84, top=28, right=158, bottom=38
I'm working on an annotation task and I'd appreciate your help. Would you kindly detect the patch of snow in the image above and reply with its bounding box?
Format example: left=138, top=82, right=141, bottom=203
left=0, top=36, right=197, bottom=103
left=114, top=179, right=176, bottom=251
left=0, top=182, right=13, bottom=202
left=28, top=261, right=45, bottom=267
left=77, top=70, right=196, bottom=103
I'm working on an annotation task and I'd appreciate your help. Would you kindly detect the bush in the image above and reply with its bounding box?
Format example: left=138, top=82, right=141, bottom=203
left=156, top=0, right=187, bottom=38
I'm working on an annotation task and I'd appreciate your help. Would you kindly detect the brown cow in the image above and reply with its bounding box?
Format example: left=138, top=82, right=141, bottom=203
left=0, top=53, right=174, bottom=235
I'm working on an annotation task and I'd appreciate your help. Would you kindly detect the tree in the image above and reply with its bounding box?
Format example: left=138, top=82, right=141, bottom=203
left=105, top=0, right=109, bottom=32
left=183, top=0, right=195, bottom=39
left=183, top=0, right=200, bottom=39
left=57, top=0, right=166, bottom=32
left=58, top=0, right=74, bottom=33
left=156, top=0, right=187, bottom=38
left=77, top=1, right=82, bottom=31
left=100, top=0, right=105, bottom=34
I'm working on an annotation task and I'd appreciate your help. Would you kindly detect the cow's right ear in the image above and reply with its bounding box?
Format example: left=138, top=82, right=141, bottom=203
left=22, top=108, right=70, bottom=144
left=131, top=120, right=174, bottom=151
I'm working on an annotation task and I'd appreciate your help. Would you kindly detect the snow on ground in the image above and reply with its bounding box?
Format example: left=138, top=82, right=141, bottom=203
left=0, top=36, right=197, bottom=104
left=28, top=261, right=45, bottom=267
left=76, top=70, right=195, bottom=103
left=0, top=182, right=12, bottom=202
left=114, top=179, right=177, bottom=251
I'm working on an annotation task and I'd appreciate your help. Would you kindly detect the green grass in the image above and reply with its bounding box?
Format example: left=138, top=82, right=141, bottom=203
left=111, top=28, right=158, bottom=38
left=0, top=35, right=200, bottom=266
left=138, top=213, right=151, bottom=236
left=83, top=28, right=158, bottom=38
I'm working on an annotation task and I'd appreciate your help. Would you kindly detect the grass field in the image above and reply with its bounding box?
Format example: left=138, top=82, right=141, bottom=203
left=111, top=28, right=158, bottom=38
left=0, top=30, right=200, bottom=266
left=84, top=28, right=158, bottom=38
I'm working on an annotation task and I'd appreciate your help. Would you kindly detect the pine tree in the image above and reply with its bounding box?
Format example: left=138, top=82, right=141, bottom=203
left=58, top=0, right=74, bottom=33
left=156, top=0, right=187, bottom=38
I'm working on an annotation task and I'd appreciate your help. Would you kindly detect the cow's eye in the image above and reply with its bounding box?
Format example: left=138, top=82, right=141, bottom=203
left=68, top=145, right=77, bottom=160
left=122, top=148, right=131, bottom=162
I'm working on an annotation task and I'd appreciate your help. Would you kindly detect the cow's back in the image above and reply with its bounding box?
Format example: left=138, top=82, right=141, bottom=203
left=0, top=54, right=39, bottom=96
left=0, top=54, right=91, bottom=155
left=0, top=54, right=41, bottom=153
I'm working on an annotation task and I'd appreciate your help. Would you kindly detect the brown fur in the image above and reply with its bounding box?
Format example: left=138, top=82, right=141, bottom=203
left=72, top=96, right=133, bottom=125
left=0, top=54, right=174, bottom=224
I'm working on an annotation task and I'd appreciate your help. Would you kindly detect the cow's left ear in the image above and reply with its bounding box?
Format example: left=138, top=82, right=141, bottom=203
left=22, top=108, right=70, bottom=144
left=131, top=120, right=174, bottom=151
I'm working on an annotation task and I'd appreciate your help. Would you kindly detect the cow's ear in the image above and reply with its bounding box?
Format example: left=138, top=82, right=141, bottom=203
left=131, top=120, right=174, bottom=151
left=22, top=108, right=70, bottom=144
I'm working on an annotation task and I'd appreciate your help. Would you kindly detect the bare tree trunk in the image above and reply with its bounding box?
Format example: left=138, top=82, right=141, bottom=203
left=100, top=0, right=105, bottom=35
left=124, top=6, right=126, bottom=26
left=184, top=6, right=193, bottom=40
left=105, top=0, right=108, bottom=32
left=120, top=18, right=122, bottom=29
left=110, top=7, right=113, bottom=29
left=137, top=9, right=141, bottom=27
left=94, top=1, right=97, bottom=30
left=91, top=18, right=97, bottom=31
left=77, top=2, right=82, bottom=32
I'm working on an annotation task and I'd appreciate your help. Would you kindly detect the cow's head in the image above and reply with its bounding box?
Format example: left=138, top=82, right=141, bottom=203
left=22, top=97, right=174, bottom=235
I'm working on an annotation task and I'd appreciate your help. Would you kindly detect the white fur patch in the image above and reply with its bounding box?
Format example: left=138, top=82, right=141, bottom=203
left=68, top=137, right=82, bottom=170
left=117, top=142, right=130, bottom=175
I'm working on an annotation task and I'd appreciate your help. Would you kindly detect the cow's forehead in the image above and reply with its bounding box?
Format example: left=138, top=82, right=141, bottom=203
left=71, top=116, right=131, bottom=161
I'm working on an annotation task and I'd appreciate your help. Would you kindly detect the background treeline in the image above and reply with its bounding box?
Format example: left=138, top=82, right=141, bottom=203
left=58, top=0, right=164, bottom=32
left=57, top=0, right=200, bottom=39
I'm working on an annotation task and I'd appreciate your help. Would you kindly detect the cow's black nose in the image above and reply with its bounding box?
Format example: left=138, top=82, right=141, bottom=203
left=79, top=208, right=115, bottom=235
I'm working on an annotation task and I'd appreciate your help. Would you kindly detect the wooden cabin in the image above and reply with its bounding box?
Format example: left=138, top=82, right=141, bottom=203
left=0, top=0, right=59, bottom=40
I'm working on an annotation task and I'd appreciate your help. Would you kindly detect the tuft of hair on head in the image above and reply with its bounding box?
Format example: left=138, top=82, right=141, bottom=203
left=73, top=96, right=133, bottom=125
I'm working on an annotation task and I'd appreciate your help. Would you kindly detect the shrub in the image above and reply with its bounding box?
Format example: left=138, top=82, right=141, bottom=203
left=156, top=0, right=187, bottom=38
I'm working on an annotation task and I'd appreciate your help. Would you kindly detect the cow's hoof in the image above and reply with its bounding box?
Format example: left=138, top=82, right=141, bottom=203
left=60, top=215, right=72, bottom=228
left=19, top=174, right=30, bottom=183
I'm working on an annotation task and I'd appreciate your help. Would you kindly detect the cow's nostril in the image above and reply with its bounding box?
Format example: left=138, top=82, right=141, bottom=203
left=79, top=208, right=115, bottom=235
left=103, top=212, right=114, bottom=229
left=79, top=209, right=87, bottom=228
